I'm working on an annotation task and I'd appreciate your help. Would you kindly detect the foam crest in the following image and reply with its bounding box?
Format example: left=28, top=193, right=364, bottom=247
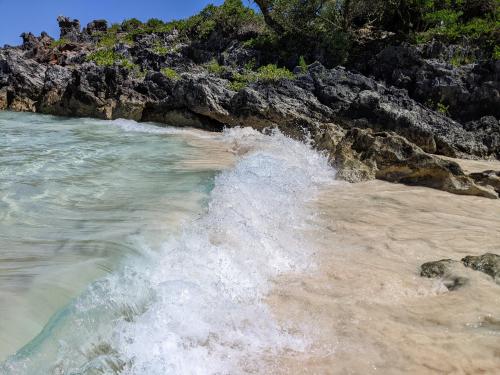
left=1, top=128, right=336, bottom=374
left=108, top=118, right=213, bottom=138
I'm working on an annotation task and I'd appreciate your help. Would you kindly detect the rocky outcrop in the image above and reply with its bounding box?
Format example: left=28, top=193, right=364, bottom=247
left=57, top=16, right=82, bottom=41
left=359, top=43, right=500, bottom=123
left=464, top=116, right=500, bottom=159
left=84, top=20, right=108, bottom=35
left=330, top=128, right=498, bottom=198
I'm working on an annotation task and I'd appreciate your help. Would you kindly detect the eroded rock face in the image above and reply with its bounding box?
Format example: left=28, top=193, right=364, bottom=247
left=84, top=20, right=108, bottom=35
left=361, top=43, right=500, bottom=123
left=331, top=128, right=498, bottom=198
left=312, top=63, right=492, bottom=157
left=57, top=16, right=81, bottom=41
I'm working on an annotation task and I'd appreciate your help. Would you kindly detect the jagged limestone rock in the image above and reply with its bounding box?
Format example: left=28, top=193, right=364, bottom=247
left=331, top=128, right=498, bottom=198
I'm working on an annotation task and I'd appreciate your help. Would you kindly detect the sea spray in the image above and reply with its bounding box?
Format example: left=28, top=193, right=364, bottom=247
left=1, top=125, right=336, bottom=374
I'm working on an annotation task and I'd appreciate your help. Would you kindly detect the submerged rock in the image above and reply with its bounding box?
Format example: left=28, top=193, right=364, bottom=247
left=462, top=253, right=500, bottom=282
left=420, top=259, right=468, bottom=291
left=421, top=253, right=500, bottom=289
left=421, top=259, right=459, bottom=278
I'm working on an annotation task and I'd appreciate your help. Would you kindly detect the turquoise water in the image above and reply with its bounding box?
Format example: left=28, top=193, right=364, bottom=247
left=0, top=112, right=336, bottom=374
left=0, top=112, right=224, bottom=361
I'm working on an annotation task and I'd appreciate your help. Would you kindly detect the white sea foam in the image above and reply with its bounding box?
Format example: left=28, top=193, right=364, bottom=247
left=107, top=118, right=214, bottom=138
left=1, top=126, right=336, bottom=374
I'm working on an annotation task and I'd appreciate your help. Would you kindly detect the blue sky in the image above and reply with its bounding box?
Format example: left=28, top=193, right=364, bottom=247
left=0, top=0, right=255, bottom=46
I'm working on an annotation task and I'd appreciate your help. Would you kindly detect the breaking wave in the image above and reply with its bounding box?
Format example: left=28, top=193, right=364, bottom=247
left=1, top=122, right=336, bottom=374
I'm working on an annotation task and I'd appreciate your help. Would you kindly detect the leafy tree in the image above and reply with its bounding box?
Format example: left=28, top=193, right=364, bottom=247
left=252, top=0, right=499, bottom=64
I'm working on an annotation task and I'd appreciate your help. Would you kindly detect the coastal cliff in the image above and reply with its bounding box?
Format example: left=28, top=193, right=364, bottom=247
left=0, top=1, right=499, bottom=198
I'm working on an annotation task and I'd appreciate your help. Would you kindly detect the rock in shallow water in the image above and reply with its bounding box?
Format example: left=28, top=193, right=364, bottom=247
left=421, top=253, right=500, bottom=290
left=420, top=259, right=468, bottom=291
left=462, top=253, right=500, bottom=282
left=421, top=259, right=459, bottom=278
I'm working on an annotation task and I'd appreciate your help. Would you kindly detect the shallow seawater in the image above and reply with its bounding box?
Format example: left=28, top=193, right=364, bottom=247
left=3, top=111, right=499, bottom=374
left=0, top=112, right=336, bottom=374
left=269, top=180, right=500, bottom=374
left=0, top=112, right=236, bottom=362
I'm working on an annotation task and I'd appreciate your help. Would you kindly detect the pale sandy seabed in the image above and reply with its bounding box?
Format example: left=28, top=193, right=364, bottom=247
left=266, top=158, right=500, bottom=374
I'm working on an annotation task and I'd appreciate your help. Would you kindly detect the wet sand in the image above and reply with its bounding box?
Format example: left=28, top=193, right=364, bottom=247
left=268, top=179, right=500, bottom=374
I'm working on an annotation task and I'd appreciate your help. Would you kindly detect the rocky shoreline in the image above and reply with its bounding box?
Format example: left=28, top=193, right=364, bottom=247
left=0, top=15, right=499, bottom=198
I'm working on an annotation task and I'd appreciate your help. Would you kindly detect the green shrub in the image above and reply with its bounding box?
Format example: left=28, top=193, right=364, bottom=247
left=86, top=49, right=121, bottom=66
left=437, top=102, right=450, bottom=115
left=494, top=45, right=500, bottom=60
left=228, top=63, right=294, bottom=91
left=229, top=78, right=249, bottom=91
left=86, top=49, right=139, bottom=73
left=206, top=59, right=226, bottom=75
left=244, top=59, right=256, bottom=71
left=151, top=41, right=170, bottom=56
left=50, top=38, right=69, bottom=48
left=97, top=32, right=118, bottom=48
left=146, top=18, right=165, bottom=30
left=253, top=0, right=500, bottom=64
left=108, top=23, right=121, bottom=33
left=176, top=0, right=262, bottom=39
left=298, top=56, right=308, bottom=73
left=121, top=18, right=143, bottom=32
left=161, top=67, right=180, bottom=80
left=256, top=64, right=295, bottom=81
left=450, top=53, right=475, bottom=66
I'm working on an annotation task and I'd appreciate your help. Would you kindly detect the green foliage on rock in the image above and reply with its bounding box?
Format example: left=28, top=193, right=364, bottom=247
left=206, top=59, right=226, bottom=75
left=97, top=32, right=119, bottom=48
left=494, top=45, right=500, bottom=59
left=104, top=0, right=263, bottom=42
left=85, top=49, right=142, bottom=77
left=151, top=41, right=171, bottom=56
left=298, top=56, right=308, bottom=73
left=256, top=64, right=295, bottom=81
left=437, top=102, right=450, bottom=115
left=229, top=63, right=295, bottom=91
left=121, top=18, right=143, bottom=32
left=161, top=67, right=180, bottom=80
left=172, top=0, right=262, bottom=39
left=50, top=38, right=69, bottom=48
left=86, top=49, right=122, bottom=66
